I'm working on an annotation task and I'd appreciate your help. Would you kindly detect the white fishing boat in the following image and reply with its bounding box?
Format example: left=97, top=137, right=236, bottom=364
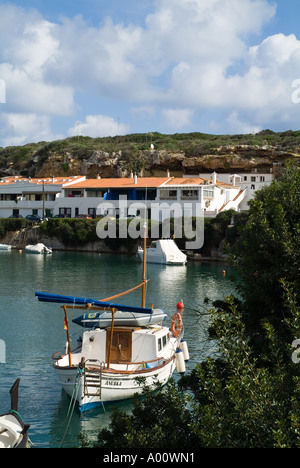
left=25, top=243, right=52, bottom=254
left=0, top=244, right=12, bottom=251
left=35, top=229, right=189, bottom=412
left=137, top=239, right=187, bottom=265
left=0, top=379, right=31, bottom=449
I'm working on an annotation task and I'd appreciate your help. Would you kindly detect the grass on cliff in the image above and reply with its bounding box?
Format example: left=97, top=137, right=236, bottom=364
left=1, top=129, right=300, bottom=178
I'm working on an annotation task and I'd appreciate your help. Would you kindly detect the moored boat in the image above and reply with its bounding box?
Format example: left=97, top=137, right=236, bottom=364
left=0, top=379, right=30, bottom=449
left=137, top=239, right=187, bottom=265
left=72, top=307, right=167, bottom=328
left=35, top=226, right=189, bottom=412
left=0, top=244, right=12, bottom=251
left=25, top=243, right=52, bottom=254
left=35, top=293, right=187, bottom=412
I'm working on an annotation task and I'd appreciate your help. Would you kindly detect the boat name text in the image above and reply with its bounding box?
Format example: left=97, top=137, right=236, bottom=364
left=105, top=380, right=122, bottom=386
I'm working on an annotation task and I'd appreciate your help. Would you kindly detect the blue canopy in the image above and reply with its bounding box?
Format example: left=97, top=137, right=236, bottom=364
left=35, top=291, right=154, bottom=314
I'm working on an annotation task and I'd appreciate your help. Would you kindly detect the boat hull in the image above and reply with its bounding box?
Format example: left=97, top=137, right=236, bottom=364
left=0, top=244, right=12, bottom=251
left=54, top=358, right=176, bottom=412
left=138, top=250, right=186, bottom=265
left=0, top=414, right=29, bottom=448
left=25, top=243, right=52, bottom=254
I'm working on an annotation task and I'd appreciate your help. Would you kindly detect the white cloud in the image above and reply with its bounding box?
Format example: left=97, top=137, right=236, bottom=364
left=68, top=115, right=130, bottom=138
left=0, top=113, right=63, bottom=147
left=162, top=108, right=194, bottom=129
left=1, top=0, right=300, bottom=145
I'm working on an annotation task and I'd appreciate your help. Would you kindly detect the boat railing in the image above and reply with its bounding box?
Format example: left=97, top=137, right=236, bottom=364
left=86, top=356, right=172, bottom=373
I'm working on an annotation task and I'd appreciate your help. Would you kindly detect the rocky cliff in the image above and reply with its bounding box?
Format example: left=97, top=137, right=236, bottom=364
left=1, top=131, right=300, bottom=179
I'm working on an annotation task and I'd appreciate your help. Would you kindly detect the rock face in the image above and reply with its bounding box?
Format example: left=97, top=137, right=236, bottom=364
left=0, top=137, right=299, bottom=179
left=38, top=145, right=300, bottom=178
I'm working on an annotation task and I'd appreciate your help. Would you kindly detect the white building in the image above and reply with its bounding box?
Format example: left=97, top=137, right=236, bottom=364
left=0, top=176, right=85, bottom=218
left=55, top=173, right=243, bottom=221
left=198, top=171, right=275, bottom=212
left=0, top=171, right=274, bottom=220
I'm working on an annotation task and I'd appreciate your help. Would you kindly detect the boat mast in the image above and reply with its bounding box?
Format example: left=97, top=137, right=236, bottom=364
left=142, top=220, right=147, bottom=308
left=63, top=305, right=72, bottom=367
left=106, top=308, right=116, bottom=370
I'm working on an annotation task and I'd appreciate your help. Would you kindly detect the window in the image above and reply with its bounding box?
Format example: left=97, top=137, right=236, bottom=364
left=157, top=336, right=168, bottom=352
left=88, top=208, right=96, bottom=218
left=59, top=207, right=71, bottom=217
left=244, top=176, right=248, bottom=181
left=181, top=189, right=199, bottom=200
left=203, top=189, right=214, bottom=198
left=251, top=176, right=256, bottom=182
left=260, top=176, right=265, bottom=182
left=160, top=189, right=177, bottom=200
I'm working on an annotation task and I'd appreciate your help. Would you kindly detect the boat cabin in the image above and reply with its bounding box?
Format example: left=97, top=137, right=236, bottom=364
left=78, top=325, right=171, bottom=367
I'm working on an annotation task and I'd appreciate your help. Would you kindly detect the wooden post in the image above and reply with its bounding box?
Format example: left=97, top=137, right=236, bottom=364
left=63, top=305, right=72, bottom=367
left=107, top=308, right=116, bottom=370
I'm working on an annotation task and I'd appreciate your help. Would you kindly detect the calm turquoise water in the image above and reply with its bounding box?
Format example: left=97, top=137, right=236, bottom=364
left=0, top=250, right=238, bottom=448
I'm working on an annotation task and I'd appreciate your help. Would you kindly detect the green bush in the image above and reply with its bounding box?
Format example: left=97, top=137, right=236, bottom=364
left=40, top=218, right=99, bottom=246
left=0, top=218, right=30, bottom=238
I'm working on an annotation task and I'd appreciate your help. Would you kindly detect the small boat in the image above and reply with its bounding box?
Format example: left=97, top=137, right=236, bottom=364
left=72, top=308, right=167, bottom=328
left=35, top=229, right=189, bottom=412
left=138, top=239, right=187, bottom=265
left=25, top=243, right=52, bottom=254
left=0, top=244, right=12, bottom=251
left=0, top=379, right=30, bottom=449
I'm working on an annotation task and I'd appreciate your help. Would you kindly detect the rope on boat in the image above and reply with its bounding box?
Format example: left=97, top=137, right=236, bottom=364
left=59, top=364, right=84, bottom=448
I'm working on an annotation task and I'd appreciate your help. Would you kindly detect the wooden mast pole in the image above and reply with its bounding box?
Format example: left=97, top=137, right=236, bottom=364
left=142, top=220, right=147, bottom=308
left=63, top=305, right=72, bottom=367
left=107, top=308, right=116, bottom=370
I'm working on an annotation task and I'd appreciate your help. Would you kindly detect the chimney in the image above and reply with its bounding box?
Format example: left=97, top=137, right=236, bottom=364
left=134, top=172, right=138, bottom=184
left=97, top=173, right=101, bottom=179
left=167, top=169, right=170, bottom=177
left=130, top=171, right=134, bottom=178
left=212, top=172, right=217, bottom=185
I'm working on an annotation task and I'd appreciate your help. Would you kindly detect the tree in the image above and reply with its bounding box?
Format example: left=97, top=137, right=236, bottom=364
left=81, top=380, right=201, bottom=449
left=230, top=162, right=300, bottom=360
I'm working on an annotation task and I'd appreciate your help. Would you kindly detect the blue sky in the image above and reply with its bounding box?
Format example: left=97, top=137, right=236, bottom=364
left=0, top=0, right=300, bottom=147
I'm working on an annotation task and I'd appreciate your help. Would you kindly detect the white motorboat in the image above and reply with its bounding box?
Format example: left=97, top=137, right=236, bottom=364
left=25, top=243, right=52, bottom=254
left=0, top=244, right=12, bottom=251
left=138, top=239, right=187, bottom=265
left=35, top=231, right=189, bottom=412
left=0, top=379, right=30, bottom=449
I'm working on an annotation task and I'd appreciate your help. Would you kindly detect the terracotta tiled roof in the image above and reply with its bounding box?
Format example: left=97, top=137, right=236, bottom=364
left=67, top=177, right=172, bottom=189
left=164, top=177, right=208, bottom=186
left=0, top=176, right=84, bottom=186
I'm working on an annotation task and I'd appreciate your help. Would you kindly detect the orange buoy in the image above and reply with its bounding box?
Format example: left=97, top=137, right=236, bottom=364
left=177, top=300, right=184, bottom=310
